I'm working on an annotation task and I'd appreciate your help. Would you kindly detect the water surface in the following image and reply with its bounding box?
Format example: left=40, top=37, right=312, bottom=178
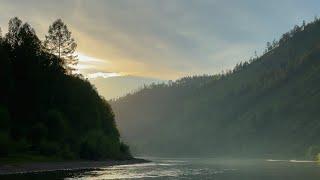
left=3, top=157, right=320, bottom=179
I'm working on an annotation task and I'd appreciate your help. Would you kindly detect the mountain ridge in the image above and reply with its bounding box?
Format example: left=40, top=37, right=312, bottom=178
left=111, top=18, right=320, bottom=159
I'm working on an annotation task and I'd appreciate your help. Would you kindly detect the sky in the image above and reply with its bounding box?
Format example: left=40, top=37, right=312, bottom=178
left=1, top=0, right=320, bottom=98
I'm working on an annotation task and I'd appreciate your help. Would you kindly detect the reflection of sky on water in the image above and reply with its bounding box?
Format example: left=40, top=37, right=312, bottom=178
left=64, top=158, right=320, bottom=180
left=65, top=158, right=237, bottom=180
left=66, top=162, right=183, bottom=179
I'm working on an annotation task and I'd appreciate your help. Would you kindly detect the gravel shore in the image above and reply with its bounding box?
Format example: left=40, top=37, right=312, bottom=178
left=0, top=158, right=149, bottom=175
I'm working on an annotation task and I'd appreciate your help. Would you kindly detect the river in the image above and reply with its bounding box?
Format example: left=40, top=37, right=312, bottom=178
left=3, top=157, right=320, bottom=179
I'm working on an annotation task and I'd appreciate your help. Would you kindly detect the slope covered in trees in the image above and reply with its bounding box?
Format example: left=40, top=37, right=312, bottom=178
left=112, top=18, right=320, bottom=159
left=0, top=17, right=131, bottom=160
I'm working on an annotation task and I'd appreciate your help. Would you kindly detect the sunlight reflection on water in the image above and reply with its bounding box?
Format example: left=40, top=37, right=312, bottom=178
left=65, top=159, right=238, bottom=180
left=63, top=158, right=320, bottom=180
left=65, top=162, right=183, bottom=179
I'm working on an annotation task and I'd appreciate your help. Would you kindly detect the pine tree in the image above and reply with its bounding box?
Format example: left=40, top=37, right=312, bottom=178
left=5, top=17, right=23, bottom=47
left=44, top=19, right=77, bottom=73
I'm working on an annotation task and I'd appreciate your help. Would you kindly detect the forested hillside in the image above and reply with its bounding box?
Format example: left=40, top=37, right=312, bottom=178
left=0, top=17, right=131, bottom=161
left=112, top=18, right=320, bottom=159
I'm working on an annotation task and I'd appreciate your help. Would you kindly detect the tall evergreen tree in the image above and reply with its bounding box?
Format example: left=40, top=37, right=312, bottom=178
left=44, top=19, right=77, bottom=73
left=5, top=17, right=23, bottom=47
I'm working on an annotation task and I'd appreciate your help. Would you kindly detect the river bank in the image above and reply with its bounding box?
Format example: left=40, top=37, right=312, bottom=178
left=0, top=158, right=149, bottom=175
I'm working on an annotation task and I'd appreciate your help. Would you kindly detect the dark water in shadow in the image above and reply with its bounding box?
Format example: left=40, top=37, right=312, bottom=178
left=2, top=158, right=320, bottom=179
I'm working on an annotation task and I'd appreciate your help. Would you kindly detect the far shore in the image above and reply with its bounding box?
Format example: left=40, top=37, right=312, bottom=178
left=0, top=158, right=150, bottom=175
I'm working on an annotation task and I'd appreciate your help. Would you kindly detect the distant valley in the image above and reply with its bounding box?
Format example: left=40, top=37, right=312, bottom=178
left=111, top=18, right=320, bottom=159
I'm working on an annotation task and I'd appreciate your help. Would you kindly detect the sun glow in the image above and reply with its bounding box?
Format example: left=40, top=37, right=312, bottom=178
left=76, top=52, right=110, bottom=70
left=75, top=52, right=123, bottom=78
left=87, top=72, right=122, bottom=79
left=76, top=52, right=109, bottom=63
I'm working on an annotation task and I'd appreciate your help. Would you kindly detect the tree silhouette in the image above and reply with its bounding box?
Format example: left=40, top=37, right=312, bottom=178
left=44, top=19, right=77, bottom=74
left=0, top=17, right=131, bottom=160
left=5, top=17, right=23, bottom=47
left=17, top=23, right=41, bottom=51
left=0, top=27, right=2, bottom=41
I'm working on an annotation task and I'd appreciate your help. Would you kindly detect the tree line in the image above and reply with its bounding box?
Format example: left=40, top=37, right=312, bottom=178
left=111, top=17, right=320, bottom=159
left=0, top=17, right=131, bottom=160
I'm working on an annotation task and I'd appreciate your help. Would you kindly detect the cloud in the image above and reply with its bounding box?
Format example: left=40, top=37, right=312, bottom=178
left=75, top=52, right=112, bottom=73
left=87, top=72, right=122, bottom=79
left=1, top=0, right=320, bottom=80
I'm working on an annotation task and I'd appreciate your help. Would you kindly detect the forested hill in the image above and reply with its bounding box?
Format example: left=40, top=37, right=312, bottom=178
left=112, top=18, right=320, bottom=159
left=0, top=17, right=131, bottom=160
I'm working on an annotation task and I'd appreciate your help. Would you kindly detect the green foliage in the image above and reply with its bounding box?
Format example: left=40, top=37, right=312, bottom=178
left=45, top=109, right=68, bottom=141
left=12, top=139, right=31, bottom=153
left=316, top=153, right=320, bottom=162
left=30, top=123, right=48, bottom=145
left=112, top=18, right=320, bottom=158
left=0, top=132, right=10, bottom=156
left=39, top=141, right=60, bottom=156
left=306, top=146, right=320, bottom=160
left=0, top=17, right=131, bottom=161
left=0, top=106, right=10, bottom=130
left=120, top=142, right=132, bottom=159
left=79, top=130, right=121, bottom=160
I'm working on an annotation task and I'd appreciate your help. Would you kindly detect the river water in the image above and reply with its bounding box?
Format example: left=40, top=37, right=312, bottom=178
left=3, top=157, right=320, bottom=179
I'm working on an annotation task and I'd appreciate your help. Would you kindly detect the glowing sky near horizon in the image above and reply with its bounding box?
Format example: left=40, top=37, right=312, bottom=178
left=1, top=0, right=320, bottom=80
left=75, top=52, right=123, bottom=78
